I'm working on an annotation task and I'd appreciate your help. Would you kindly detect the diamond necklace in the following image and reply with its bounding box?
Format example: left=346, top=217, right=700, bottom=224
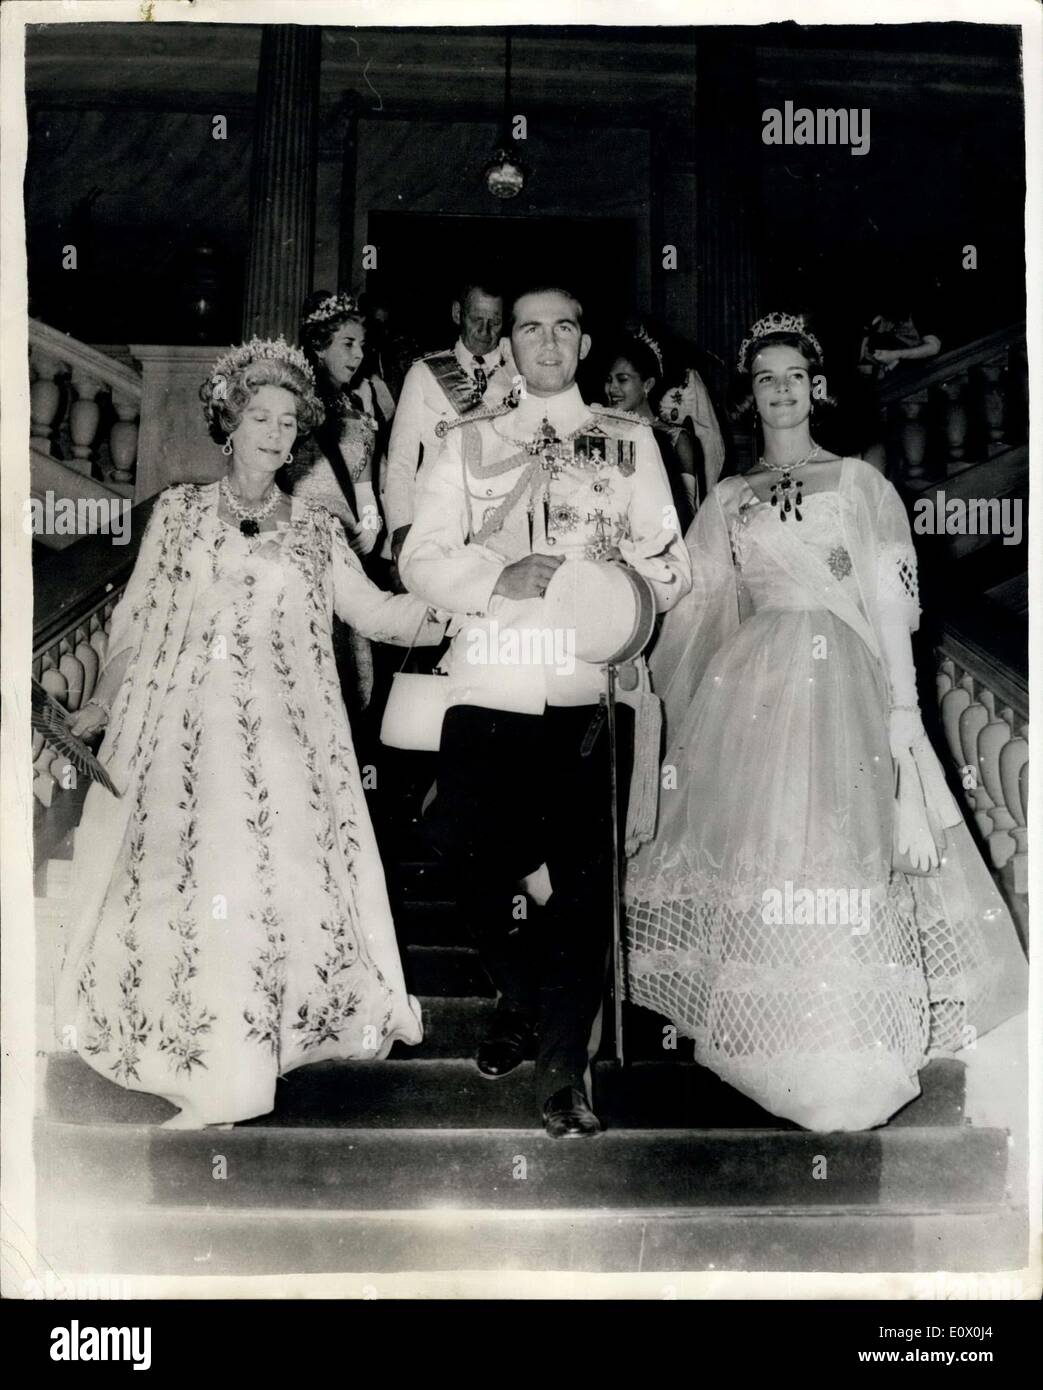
left=758, top=444, right=821, bottom=522
left=221, top=475, right=281, bottom=537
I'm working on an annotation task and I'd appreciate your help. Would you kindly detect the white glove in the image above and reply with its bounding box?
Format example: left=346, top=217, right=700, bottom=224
left=879, top=608, right=926, bottom=756
left=889, top=705, right=926, bottom=760
left=618, top=529, right=678, bottom=584
left=350, top=482, right=380, bottom=557
left=893, top=747, right=940, bottom=872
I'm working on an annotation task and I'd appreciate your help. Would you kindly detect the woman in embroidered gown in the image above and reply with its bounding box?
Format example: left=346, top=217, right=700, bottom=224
left=624, top=314, right=1026, bottom=1132
left=290, top=290, right=395, bottom=556
left=59, top=338, right=441, bottom=1128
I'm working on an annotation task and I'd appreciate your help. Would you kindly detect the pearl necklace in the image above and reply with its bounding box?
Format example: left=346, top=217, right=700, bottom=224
left=221, top=475, right=281, bottom=537
left=758, top=444, right=821, bottom=522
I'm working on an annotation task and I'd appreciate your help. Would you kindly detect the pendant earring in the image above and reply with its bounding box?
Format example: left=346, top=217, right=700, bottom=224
left=221, top=440, right=233, bottom=457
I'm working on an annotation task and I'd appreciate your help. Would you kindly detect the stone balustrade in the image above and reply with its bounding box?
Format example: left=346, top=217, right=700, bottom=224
left=935, top=624, right=1028, bottom=944
left=877, top=324, right=1027, bottom=484
left=29, top=318, right=143, bottom=489
left=32, top=587, right=125, bottom=808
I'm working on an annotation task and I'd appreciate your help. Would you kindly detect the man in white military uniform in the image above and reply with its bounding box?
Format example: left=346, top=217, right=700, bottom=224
left=401, top=286, right=691, bottom=1137
left=384, top=282, right=514, bottom=568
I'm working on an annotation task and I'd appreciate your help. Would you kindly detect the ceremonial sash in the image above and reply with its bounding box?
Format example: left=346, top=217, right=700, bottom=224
left=424, top=351, right=485, bottom=415
left=738, top=479, right=881, bottom=661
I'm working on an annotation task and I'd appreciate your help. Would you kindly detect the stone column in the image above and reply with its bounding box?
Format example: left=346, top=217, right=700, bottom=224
left=693, top=38, right=760, bottom=400
left=649, top=101, right=698, bottom=340
left=242, top=26, right=321, bottom=341
left=337, top=103, right=359, bottom=292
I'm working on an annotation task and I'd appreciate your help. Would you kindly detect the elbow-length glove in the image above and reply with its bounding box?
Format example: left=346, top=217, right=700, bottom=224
left=879, top=608, right=940, bottom=873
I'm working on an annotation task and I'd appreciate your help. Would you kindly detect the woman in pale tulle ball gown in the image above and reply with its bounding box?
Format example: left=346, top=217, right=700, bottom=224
left=625, top=312, right=1026, bottom=1132
left=59, top=337, right=442, bottom=1128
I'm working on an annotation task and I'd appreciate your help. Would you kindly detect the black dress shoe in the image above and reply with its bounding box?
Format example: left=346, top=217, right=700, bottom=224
left=476, top=1013, right=532, bottom=1078
left=542, top=1086, right=602, bottom=1138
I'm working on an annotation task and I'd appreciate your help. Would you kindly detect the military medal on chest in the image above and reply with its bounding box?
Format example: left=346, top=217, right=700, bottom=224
left=524, top=416, right=573, bottom=545
left=525, top=416, right=572, bottom=473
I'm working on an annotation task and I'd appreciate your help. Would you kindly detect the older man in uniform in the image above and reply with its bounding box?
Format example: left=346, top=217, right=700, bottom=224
left=401, top=286, right=691, bottom=1136
left=384, top=282, right=514, bottom=570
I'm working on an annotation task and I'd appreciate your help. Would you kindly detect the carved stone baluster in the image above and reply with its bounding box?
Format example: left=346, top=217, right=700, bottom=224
left=935, top=660, right=955, bottom=704
left=980, top=355, right=1008, bottom=457
left=69, top=371, right=104, bottom=475
left=39, top=660, right=68, bottom=706
left=30, top=351, right=67, bottom=455
left=898, top=391, right=929, bottom=481
left=33, top=746, right=58, bottom=807
left=76, top=628, right=100, bottom=704
left=977, top=715, right=1015, bottom=869
left=90, top=619, right=108, bottom=668
left=999, top=737, right=1028, bottom=896
left=110, top=395, right=140, bottom=485
left=957, top=695, right=993, bottom=839
left=939, top=373, right=969, bottom=469
left=940, top=682, right=971, bottom=774
left=59, top=643, right=85, bottom=711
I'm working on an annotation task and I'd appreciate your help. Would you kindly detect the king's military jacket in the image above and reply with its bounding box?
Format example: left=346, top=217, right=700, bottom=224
left=399, top=383, right=692, bottom=713
left=383, top=339, right=514, bottom=537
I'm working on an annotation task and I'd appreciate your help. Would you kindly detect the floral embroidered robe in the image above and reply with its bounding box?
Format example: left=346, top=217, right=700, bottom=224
left=57, top=481, right=437, bottom=1123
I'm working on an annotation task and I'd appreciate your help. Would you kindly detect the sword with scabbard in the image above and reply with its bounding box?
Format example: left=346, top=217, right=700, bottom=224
left=582, top=659, right=645, bottom=1067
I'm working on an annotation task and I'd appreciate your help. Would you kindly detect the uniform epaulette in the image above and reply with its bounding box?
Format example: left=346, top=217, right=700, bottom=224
left=589, top=402, right=652, bottom=428
left=434, top=397, right=518, bottom=438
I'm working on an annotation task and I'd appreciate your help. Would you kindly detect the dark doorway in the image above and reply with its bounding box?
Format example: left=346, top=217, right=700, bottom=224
left=365, top=211, right=638, bottom=355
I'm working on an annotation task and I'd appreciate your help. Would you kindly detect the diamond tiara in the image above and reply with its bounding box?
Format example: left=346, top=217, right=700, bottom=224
left=207, top=337, right=316, bottom=401
left=634, top=325, right=664, bottom=376
left=303, top=292, right=362, bottom=327
left=737, top=311, right=824, bottom=372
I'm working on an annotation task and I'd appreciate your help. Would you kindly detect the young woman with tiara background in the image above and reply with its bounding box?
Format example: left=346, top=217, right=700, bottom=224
left=287, top=290, right=398, bottom=714
left=625, top=311, right=1026, bottom=1133
left=603, top=327, right=726, bottom=531
left=58, top=337, right=443, bottom=1128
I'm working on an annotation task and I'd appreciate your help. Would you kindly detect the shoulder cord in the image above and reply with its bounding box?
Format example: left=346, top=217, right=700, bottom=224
left=462, top=420, right=545, bottom=547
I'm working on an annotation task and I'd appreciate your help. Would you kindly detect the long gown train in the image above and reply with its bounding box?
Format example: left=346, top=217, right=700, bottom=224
left=625, top=462, right=1026, bottom=1131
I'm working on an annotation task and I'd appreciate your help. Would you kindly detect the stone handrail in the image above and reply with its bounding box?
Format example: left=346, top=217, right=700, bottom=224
left=29, top=318, right=142, bottom=489
left=877, top=323, right=1026, bottom=407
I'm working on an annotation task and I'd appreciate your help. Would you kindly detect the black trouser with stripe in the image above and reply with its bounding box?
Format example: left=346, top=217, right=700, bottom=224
left=425, top=702, right=633, bottom=1100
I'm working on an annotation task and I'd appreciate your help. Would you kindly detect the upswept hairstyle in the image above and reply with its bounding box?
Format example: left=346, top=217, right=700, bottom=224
left=300, top=289, right=366, bottom=358
left=604, top=335, right=662, bottom=392
left=200, top=355, right=324, bottom=444
left=298, top=290, right=371, bottom=437
left=730, top=329, right=835, bottom=422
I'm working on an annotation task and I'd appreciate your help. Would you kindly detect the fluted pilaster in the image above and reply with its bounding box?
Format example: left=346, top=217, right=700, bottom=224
left=693, top=38, right=760, bottom=397
left=242, top=26, right=321, bottom=341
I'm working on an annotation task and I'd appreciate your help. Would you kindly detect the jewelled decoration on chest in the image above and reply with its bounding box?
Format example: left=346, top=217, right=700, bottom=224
left=574, top=432, right=635, bottom=477
left=828, top=545, right=853, bottom=580
left=548, top=502, right=581, bottom=536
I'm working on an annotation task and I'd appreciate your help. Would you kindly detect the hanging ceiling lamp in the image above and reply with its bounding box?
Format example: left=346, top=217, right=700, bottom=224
left=484, top=31, right=526, bottom=199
